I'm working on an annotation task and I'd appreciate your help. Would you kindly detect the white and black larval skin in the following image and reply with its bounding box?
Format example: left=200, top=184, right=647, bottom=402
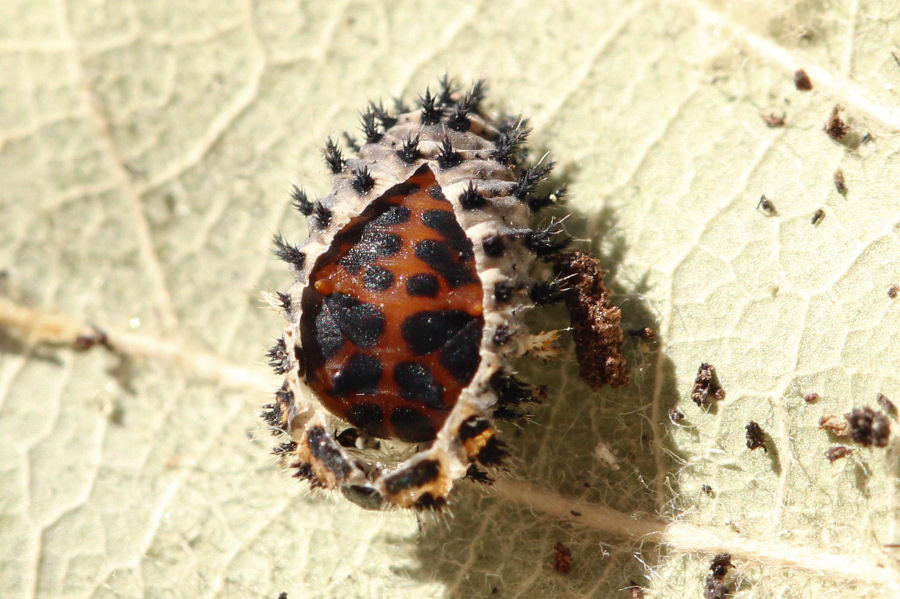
left=261, top=78, right=629, bottom=510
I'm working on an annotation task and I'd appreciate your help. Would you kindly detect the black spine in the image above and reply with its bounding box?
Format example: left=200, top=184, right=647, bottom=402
left=273, top=234, right=306, bottom=269
left=290, top=186, right=314, bottom=215
left=419, top=88, right=442, bottom=125
left=437, top=135, right=461, bottom=169
left=360, top=109, right=382, bottom=144
left=350, top=165, right=375, bottom=194
left=459, top=181, right=486, bottom=209
left=311, top=202, right=333, bottom=228
left=397, top=134, right=420, bottom=164
left=323, top=138, right=345, bottom=173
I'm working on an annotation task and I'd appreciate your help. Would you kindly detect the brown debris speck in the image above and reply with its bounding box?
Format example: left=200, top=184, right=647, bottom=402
left=669, top=409, right=685, bottom=424
left=628, top=582, right=644, bottom=598
left=819, top=412, right=850, bottom=436
left=825, top=446, right=853, bottom=463
left=709, top=554, right=733, bottom=579
left=757, top=195, right=777, bottom=216
left=704, top=578, right=729, bottom=599
left=876, top=393, right=896, bottom=416
left=701, top=484, right=714, bottom=495
left=804, top=392, right=820, bottom=403
left=704, top=554, right=733, bottom=599
left=691, top=363, right=726, bottom=407
left=794, top=69, right=812, bottom=90
left=847, top=407, right=890, bottom=447
left=552, top=541, right=572, bottom=574
left=888, top=284, right=898, bottom=299
left=745, top=421, right=767, bottom=452
left=629, top=327, right=656, bottom=340
left=825, top=105, right=848, bottom=140
left=811, top=208, right=825, bottom=226
left=834, top=169, right=847, bottom=196
left=73, top=323, right=112, bottom=352
left=761, top=113, right=786, bottom=127
left=553, top=251, right=630, bottom=389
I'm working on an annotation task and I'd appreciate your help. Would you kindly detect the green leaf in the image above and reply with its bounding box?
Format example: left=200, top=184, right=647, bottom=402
left=1, top=1, right=898, bottom=598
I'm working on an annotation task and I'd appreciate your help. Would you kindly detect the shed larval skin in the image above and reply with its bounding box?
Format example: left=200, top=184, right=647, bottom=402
left=261, top=78, right=629, bottom=510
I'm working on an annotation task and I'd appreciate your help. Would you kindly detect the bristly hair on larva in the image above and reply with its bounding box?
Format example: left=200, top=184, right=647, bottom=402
left=261, top=77, right=629, bottom=510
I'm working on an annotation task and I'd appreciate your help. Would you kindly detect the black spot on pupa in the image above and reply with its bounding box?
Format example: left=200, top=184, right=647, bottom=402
left=401, top=310, right=480, bottom=355
left=421, top=208, right=473, bottom=258
left=313, top=304, right=345, bottom=359
left=365, top=229, right=403, bottom=257
left=307, top=425, right=351, bottom=480
left=340, top=230, right=402, bottom=274
left=322, top=293, right=385, bottom=349
left=427, top=185, right=448, bottom=201
left=406, top=273, right=440, bottom=297
left=390, top=406, right=437, bottom=442
left=395, top=361, right=446, bottom=409
left=414, top=239, right=475, bottom=287
left=339, top=248, right=373, bottom=274
left=371, top=204, right=411, bottom=226
left=384, top=458, right=441, bottom=493
left=439, top=318, right=482, bottom=383
left=363, top=265, right=394, bottom=290
left=422, top=209, right=458, bottom=237
left=347, top=402, right=385, bottom=438
left=332, top=353, right=383, bottom=396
